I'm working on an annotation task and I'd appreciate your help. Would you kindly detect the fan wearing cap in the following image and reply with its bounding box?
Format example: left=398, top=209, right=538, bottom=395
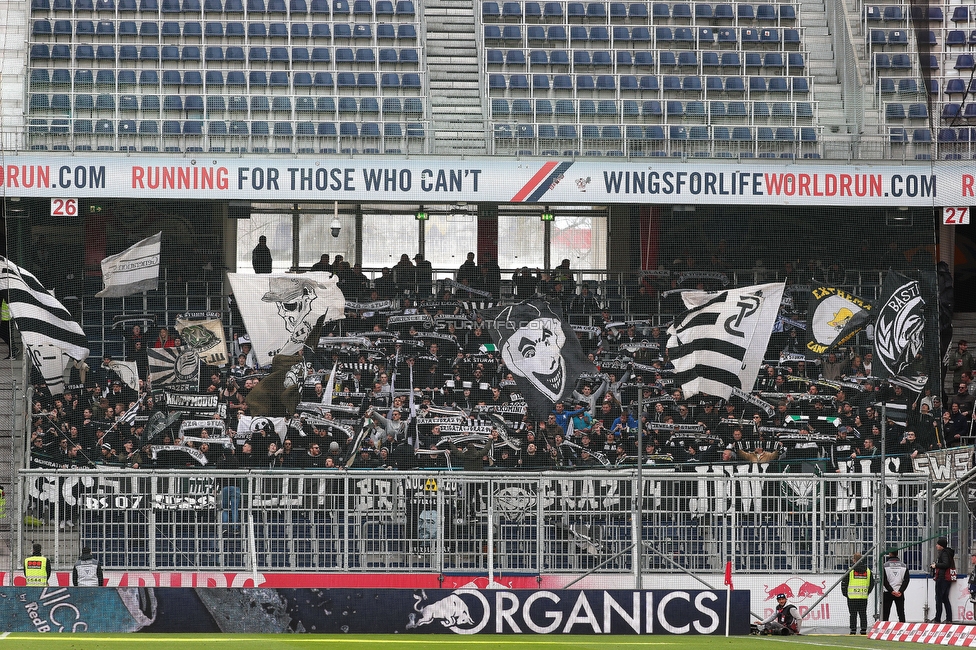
left=931, top=537, right=956, bottom=623
left=756, top=593, right=801, bottom=635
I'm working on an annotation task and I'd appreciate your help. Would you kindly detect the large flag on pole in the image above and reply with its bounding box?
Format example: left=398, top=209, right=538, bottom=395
left=667, top=282, right=785, bottom=400
left=95, top=232, right=162, bottom=298
left=0, top=256, right=89, bottom=372
left=227, top=273, right=345, bottom=367
left=486, top=299, right=597, bottom=421
left=804, top=285, right=873, bottom=359
left=873, top=270, right=927, bottom=381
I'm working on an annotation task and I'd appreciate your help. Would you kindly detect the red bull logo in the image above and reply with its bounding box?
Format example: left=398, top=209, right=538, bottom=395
left=763, top=578, right=827, bottom=601
left=763, top=583, right=794, bottom=601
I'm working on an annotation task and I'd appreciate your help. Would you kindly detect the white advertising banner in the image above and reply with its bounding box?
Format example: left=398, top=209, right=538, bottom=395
left=0, top=156, right=960, bottom=206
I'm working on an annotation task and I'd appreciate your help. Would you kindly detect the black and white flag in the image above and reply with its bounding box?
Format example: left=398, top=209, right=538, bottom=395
left=873, top=270, right=926, bottom=381
left=804, top=286, right=873, bottom=358
left=486, top=299, right=597, bottom=420
left=227, top=273, right=345, bottom=367
left=95, top=232, right=162, bottom=298
left=0, top=256, right=90, bottom=379
left=148, top=345, right=200, bottom=387
left=667, top=282, right=785, bottom=400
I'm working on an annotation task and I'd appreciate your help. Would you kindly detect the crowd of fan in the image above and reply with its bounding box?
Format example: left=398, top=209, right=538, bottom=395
left=26, top=250, right=957, bottom=476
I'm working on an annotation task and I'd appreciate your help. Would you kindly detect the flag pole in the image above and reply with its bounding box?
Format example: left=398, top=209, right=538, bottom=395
left=636, top=376, right=643, bottom=591
left=724, top=559, right=733, bottom=637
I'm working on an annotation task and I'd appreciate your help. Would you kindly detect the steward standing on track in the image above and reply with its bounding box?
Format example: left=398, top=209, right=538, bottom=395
left=24, top=542, right=51, bottom=586
left=72, top=546, right=104, bottom=586
left=882, top=549, right=910, bottom=622
left=842, top=552, right=874, bottom=634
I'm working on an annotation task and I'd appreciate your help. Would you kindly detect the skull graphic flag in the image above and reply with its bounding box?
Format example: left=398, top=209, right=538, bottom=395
left=228, top=272, right=345, bottom=367
left=486, top=300, right=596, bottom=420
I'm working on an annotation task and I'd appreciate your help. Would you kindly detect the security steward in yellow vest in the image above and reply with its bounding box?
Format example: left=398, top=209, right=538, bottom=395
left=841, top=552, right=874, bottom=635
left=24, top=542, right=51, bottom=586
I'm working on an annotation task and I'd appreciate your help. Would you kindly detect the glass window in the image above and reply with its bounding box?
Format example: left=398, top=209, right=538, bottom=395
left=497, top=214, right=545, bottom=270
left=552, top=214, right=607, bottom=272
left=235, top=209, right=292, bottom=273
left=362, top=212, right=418, bottom=269
left=297, top=207, right=355, bottom=268
left=422, top=212, right=478, bottom=275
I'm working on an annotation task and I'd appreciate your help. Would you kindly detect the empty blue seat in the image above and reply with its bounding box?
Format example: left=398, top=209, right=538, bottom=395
left=947, top=30, right=967, bottom=46
left=888, top=30, right=908, bottom=45
left=885, top=102, right=905, bottom=120
left=768, top=77, right=788, bottom=92
left=634, top=51, right=653, bottom=68
left=717, top=28, right=736, bottom=44
left=76, top=45, right=96, bottom=59
left=638, top=76, right=659, bottom=91
left=741, top=28, right=759, bottom=43
left=749, top=77, right=766, bottom=92
left=656, top=26, right=673, bottom=42
left=775, top=127, right=795, bottom=141
left=631, top=26, right=650, bottom=42
left=227, top=71, right=247, bottom=85
left=139, top=45, right=159, bottom=61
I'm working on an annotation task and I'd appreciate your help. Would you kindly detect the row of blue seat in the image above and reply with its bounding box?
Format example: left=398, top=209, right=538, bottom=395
left=29, top=44, right=419, bottom=66
left=487, top=71, right=811, bottom=92
left=887, top=127, right=935, bottom=143
left=30, top=0, right=415, bottom=16
left=873, top=53, right=939, bottom=69
left=943, top=29, right=976, bottom=45
left=941, top=103, right=976, bottom=119
left=864, top=5, right=951, bottom=22
left=883, top=102, right=929, bottom=120
left=866, top=29, right=915, bottom=46
left=28, top=68, right=422, bottom=89
left=934, top=127, right=976, bottom=143
left=32, top=19, right=418, bottom=39
left=483, top=2, right=797, bottom=22
left=30, top=118, right=423, bottom=137
left=490, top=96, right=814, bottom=117
left=877, top=77, right=933, bottom=94
left=493, top=122, right=818, bottom=143
left=31, top=20, right=418, bottom=39
left=487, top=48, right=805, bottom=68
left=490, top=97, right=814, bottom=118
left=30, top=93, right=425, bottom=115
left=485, top=23, right=801, bottom=44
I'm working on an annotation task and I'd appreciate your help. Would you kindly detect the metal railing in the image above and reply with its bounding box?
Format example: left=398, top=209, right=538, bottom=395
left=17, top=468, right=941, bottom=576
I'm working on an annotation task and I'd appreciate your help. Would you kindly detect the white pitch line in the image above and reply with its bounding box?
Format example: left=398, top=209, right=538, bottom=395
left=759, top=635, right=887, bottom=650
left=0, top=637, right=675, bottom=645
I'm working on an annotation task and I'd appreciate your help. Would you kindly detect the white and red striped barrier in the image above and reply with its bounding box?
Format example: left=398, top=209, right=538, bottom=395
left=870, top=621, right=976, bottom=645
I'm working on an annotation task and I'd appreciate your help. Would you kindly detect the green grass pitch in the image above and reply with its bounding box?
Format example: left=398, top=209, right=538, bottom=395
left=0, top=633, right=921, bottom=650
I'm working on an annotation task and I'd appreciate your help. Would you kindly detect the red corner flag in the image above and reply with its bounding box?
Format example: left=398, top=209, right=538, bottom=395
left=724, top=560, right=734, bottom=590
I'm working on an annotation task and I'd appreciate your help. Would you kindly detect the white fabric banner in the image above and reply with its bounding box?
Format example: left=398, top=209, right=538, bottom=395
left=95, top=232, right=162, bottom=298
left=227, top=273, right=345, bottom=367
